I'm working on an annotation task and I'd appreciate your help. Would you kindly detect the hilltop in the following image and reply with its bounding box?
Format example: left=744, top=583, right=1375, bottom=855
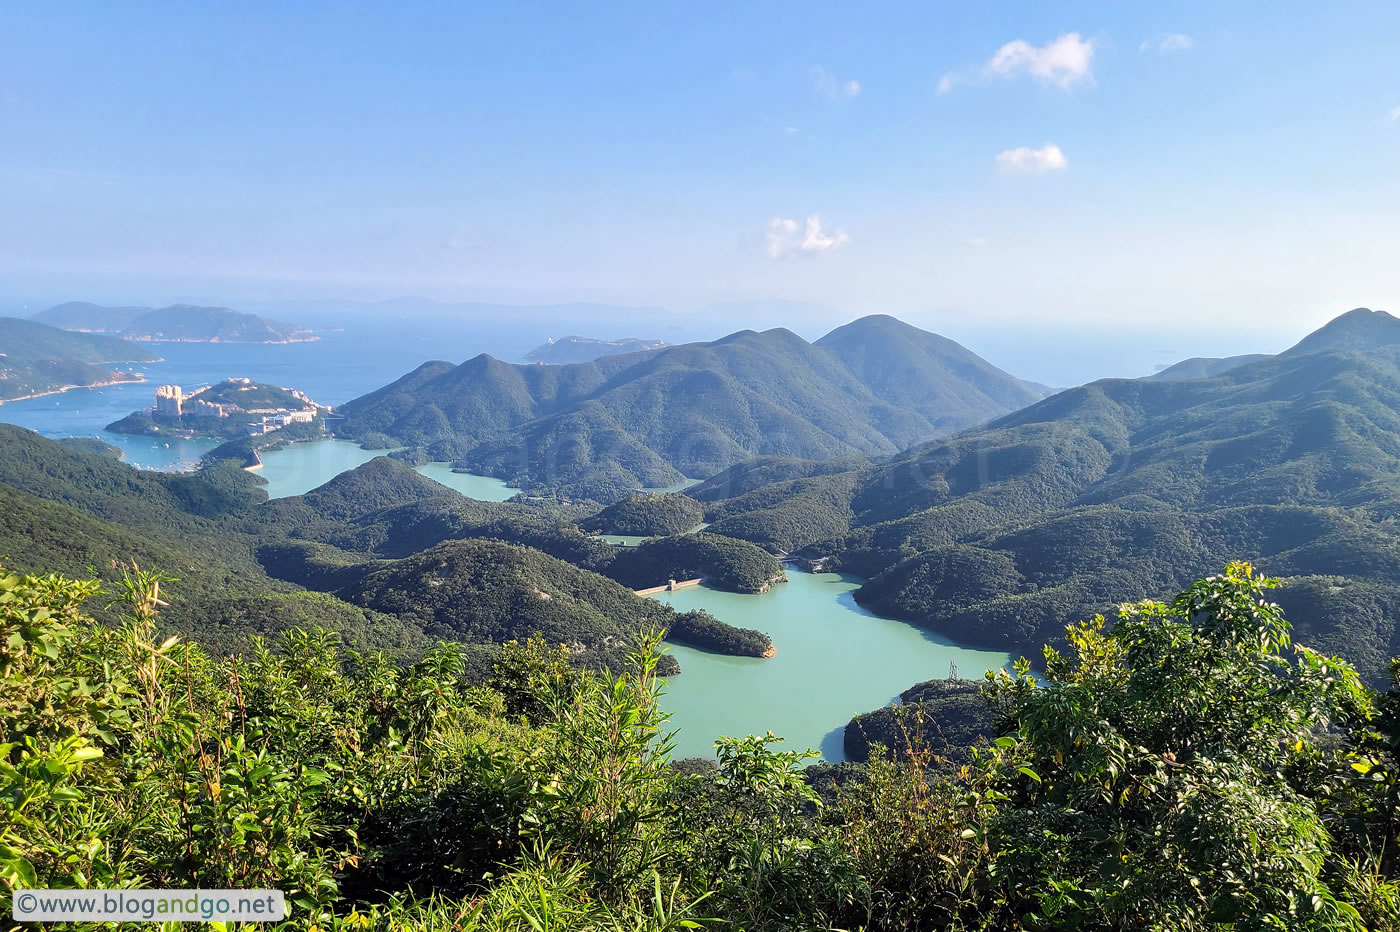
left=1147, top=307, right=1400, bottom=381
left=0, top=316, right=158, bottom=401
left=690, top=309, right=1400, bottom=684
left=0, top=428, right=766, bottom=671
left=336, top=315, right=1050, bottom=502
left=526, top=335, right=669, bottom=364
left=33, top=301, right=316, bottom=343
left=105, top=376, right=325, bottom=442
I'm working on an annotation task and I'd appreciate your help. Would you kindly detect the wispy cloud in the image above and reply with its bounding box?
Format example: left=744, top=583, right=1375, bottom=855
left=810, top=67, right=861, bottom=100
left=1389, top=105, right=1400, bottom=123
left=1141, top=33, right=1193, bottom=54
left=939, top=33, right=1095, bottom=93
left=995, top=143, right=1068, bottom=175
left=766, top=216, right=851, bottom=258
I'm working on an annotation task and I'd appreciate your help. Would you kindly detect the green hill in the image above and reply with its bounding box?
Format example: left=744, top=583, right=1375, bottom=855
left=1145, top=307, right=1400, bottom=382
left=525, top=335, right=668, bottom=364
left=0, top=317, right=158, bottom=400
left=1282, top=307, right=1400, bottom=356
left=33, top=301, right=314, bottom=343
left=844, top=679, right=1000, bottom=766
left=579, top=493, right=705, bottom=536
left=0, top=429, right=767, bottom=666
left=28, top=301, right=148, bottom=332
left=106, top=377, right=324, bottom=441
left=1146, top=353, right=1270, bottom=381
left=689, top=312, right=1400, bottom=684
left=337, top=317, right=1043, bottom=502
left=814, top=314, right=1051, bottom=429
left=340, top=538, right=670, bottom=660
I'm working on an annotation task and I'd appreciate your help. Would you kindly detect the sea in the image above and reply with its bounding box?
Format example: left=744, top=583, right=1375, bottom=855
left=0, top=311, right=1018, bottom=761
left=0, top=315, right=583, bottom=472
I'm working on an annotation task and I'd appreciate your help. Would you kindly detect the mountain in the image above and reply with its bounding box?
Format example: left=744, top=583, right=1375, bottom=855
left=340, top=538, right=670, bottom=661
left=0, top=317, right=158, bottom=401
left=0, top=429, right=763, bottom=670
left=690, top=310, right=1400, bottom=684
left=814, top=315, right=1052, bottom=431
left=30, top=301, right=149, bottom=332
left=1146, top=354, right=1270, bottom=381
left=525, top=335, right=669, bottom=364
left=337, top=317, right=1045, bottom=502
left=1145, top=307, right=1399, bottom=382
left=33, top=302, right=315, bottom=343
left=579, top=493, right=706, bottom=536
left=1281, top=307, right=1400, bottom=357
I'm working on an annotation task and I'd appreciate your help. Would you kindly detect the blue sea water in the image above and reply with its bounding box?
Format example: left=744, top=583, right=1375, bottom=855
left=0, top=317, right=522, bottom=467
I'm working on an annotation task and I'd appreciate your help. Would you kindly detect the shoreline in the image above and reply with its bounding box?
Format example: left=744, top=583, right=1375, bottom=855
left=0, top=374, right=147, bottom=407
left=121, top=336, right=320, bottom=344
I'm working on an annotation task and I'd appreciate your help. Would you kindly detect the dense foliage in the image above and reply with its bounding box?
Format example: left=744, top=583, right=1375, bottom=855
left=669, top=332, right=1400, bottom=683
left=0, top=317, right=156, bottom=400
left=580, top=493, right=706, bottom=537
left=844, top=680, right=999, bottom=767
left=666, top=608, right=772, bottom=657
left=605, top=532, right=786, bottom=594
left=0, top=427, right=774, bottom=677
left=3, top=562, right=1397, bottom=930
left=334, top=316, right=1041, bottom=502
left=340, top=538, right=671, bottom=662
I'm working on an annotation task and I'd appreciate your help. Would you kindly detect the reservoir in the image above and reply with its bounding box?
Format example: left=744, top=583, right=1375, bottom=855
left=653, top=571, right=1012, bottom=763
left=253, top=441, right=515, bottom=501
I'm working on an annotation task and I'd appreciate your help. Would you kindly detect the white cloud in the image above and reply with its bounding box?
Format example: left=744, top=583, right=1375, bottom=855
left=995, top=143, right=1068, bottom=175
left=766, top=215, right=851, bottom=258
left=940, top=33, right=1095, bottom=93
left=782, top=126, right=800, bottom=136
left=810, top=67, right=861, bottom=100
left=1389, top=105, right=1400, bottom=123
left=1141, top=33, right=1193, bottom=53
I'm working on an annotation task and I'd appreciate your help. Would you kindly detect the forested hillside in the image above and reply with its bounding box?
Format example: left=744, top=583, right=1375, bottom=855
left=4, top=561, right=1396, bottom=929
left=692, top=315, right=1400, bottom=684
left=579, top=492, right=706, bottom=536
left=334, top=316, right=1046, bottom=502
left=33, top=301, right=313, bottom=343
left=0, top=317, right=157, bottom=400
left=0, top=431, right=764, bottom=668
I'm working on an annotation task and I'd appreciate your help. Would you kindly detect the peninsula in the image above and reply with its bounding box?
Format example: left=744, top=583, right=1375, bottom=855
left=0, top=316, right=158, bottom=402
left=32, top=302, right=317, bottom=344
left=104, top=377, right=327, bottom=441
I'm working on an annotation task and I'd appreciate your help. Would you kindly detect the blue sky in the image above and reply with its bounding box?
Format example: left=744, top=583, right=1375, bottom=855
left=2, top=1, right=1398, bottom=341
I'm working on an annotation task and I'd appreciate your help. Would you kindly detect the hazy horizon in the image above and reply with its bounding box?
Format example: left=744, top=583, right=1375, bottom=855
left=4, top=1, right=1398, bottom=350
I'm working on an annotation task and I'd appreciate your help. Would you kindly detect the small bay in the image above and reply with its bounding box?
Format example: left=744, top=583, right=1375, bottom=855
left=653, top=571, right=1012, bottom=763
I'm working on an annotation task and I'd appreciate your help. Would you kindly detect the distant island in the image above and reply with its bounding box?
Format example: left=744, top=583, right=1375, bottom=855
left=0, top=317, right=158, bottom=402
left=32, top=302, right=317, bottom=344
left=105, top=377, right=328, bottom=442
left=525, top=335, right=668, bottom=364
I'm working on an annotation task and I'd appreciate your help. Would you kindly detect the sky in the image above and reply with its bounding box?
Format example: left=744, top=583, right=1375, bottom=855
left=2, top=1, right=1399, bottom=361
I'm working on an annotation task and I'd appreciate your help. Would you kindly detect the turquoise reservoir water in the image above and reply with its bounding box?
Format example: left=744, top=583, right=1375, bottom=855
left=413, top=462, right=515, bottom=502
left=654, top=571, right=1012, bottom=763
left=252, top=441, right=383, bottom=498
left=251, top=444, right=517, bottom=502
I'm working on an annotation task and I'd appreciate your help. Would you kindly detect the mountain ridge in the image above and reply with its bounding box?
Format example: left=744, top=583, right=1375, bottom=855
left=33, top=301, right=314, bottom=343
left=337, top=315, right=1047, bottom=501
left=0, top=317, right=159, bottom=401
